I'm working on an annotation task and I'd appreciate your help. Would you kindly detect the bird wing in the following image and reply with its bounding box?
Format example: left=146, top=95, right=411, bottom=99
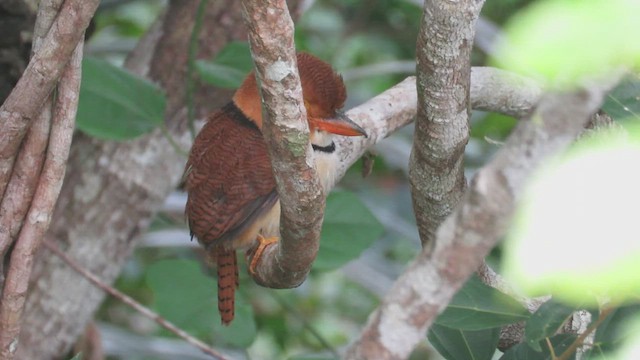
left=184, top=103, right=277, bottom=249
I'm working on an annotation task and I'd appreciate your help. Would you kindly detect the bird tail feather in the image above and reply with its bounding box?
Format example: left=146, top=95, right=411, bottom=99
left=216, top=250, right=238, bottom=325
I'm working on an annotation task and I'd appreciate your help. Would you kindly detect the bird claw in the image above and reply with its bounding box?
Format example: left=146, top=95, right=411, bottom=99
left=248, top=235, right=278, bottom=275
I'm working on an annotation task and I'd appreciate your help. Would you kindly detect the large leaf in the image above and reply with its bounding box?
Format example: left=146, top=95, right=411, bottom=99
left=500, top=334, right=577, bottom=360
left=196, top=41, right=253, bottom=89
left=77, top=57, right=166, bottom=140
left=525, top=299, right=577, bottom=351
left=602, top=75, right=640, bottom=121
left=496, top=0, right=640, bottom=87
left=314, top=191, right=384, bottom=272
left=428, top=323, right=500, bottom=360
left=503, top=130, right=640, bottom=306
left=435, top=275, right=530, bottom=331
left=146, top=259, right=256, bottom=347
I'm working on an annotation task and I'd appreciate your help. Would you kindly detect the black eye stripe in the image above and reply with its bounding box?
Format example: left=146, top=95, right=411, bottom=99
left=312, top=142, right=336, bottom=153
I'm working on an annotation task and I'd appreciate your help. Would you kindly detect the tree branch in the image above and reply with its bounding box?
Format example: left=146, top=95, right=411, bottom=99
left=0, top=0, right=99, bottom=197
left=0, top=0, right=63, bottom=273
left=344, top=75, right=621, bottom=360
left=410, top=0, right=485, bottom=248
left=241, top=0, right=325, bottom=288
left=470, top=67, right=542, bottom=118
left=0, top=39, right=83, bottom=359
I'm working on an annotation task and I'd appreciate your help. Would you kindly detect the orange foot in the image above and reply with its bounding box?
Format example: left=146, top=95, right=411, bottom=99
left=249, top=235, right=279, bottom=275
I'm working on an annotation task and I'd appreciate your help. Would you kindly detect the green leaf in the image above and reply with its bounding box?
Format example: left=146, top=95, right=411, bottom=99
left=496, top=0, right=640, bottom=87
left=314, top=191, right=384, bottom=272
left=146, top=259, right=256, bottom=347
left=435, top=275, right=530, bottom=330
left=67, top=353, right=82, bottom=360
left=602, top=75, right=640, bottom=121
left=525, top=300, right=577, bottom=351
left=196, top=41, right=253, bottom=89
left=500, top=334, right=577, bottom=360
left=428, top=323, right=500, bottom=360
left=77, top=57, right=166, bottom=140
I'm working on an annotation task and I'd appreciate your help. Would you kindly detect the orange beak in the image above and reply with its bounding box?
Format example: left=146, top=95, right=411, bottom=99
left=310, top=112, right=368, bottom=138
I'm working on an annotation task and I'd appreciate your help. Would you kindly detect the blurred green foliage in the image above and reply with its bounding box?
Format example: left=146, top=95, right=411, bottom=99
left=196, top=42, right=254, bottom=89
left=496, top=0, right=640, bottom=87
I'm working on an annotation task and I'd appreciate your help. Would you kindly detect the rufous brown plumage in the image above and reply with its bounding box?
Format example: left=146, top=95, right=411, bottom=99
left=184, top=52, right=366, bottom=325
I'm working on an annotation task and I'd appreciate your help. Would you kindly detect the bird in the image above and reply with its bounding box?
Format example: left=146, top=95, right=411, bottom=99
left=184, top=52, right=367, bottom=325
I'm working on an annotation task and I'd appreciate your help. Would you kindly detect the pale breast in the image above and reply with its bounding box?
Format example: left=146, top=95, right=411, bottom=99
left=314, top=151, right=338, bottom=194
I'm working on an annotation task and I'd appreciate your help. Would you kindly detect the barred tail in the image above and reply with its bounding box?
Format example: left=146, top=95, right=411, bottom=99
left=216, top=250, right=239, bottom=325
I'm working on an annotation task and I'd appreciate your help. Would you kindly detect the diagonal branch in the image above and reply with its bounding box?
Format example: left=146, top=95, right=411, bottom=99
left=344, top=75, right=621, bottom=360
left=333, top=68, right=543, bottom=184
left=0, top=0, right=98, bottom=197
left=240, top=0, right=324, bottom=287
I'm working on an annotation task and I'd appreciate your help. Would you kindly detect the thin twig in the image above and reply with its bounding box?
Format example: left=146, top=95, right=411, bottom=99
left=0, top=108, right=51, bottom=258
left=186, top=0, right=209, bottom=140
left=42, top=240, right=230, bottom=360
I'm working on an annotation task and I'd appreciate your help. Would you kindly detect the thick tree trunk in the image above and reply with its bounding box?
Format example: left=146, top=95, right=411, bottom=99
left=16, top=0, right=286, bottom=357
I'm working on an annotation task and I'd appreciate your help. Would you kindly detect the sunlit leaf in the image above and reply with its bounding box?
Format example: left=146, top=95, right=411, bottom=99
left=77, top=57, right=166, bottom=140
left=314, top=191, right=384, bottom=272
left=496, top=0, right=640, bottom=87
left=435, top=275, right=529, bottom=330
left=504, top=130, right=640, bottom=305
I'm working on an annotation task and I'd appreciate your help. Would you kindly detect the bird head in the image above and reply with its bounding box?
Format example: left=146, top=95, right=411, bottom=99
left=232, top=52, right=367, bottom=142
